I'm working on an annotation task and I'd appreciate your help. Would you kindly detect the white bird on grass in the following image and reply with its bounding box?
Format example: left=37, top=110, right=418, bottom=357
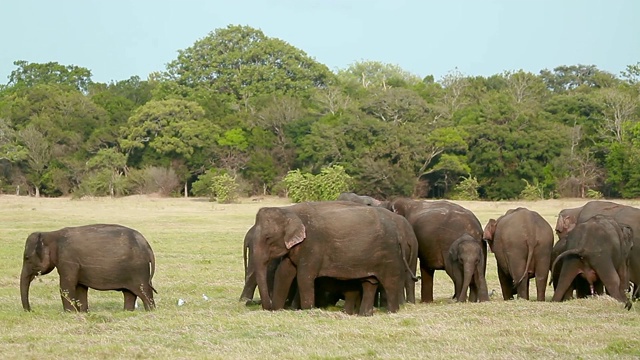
left=202, top=294, right=209, bottom=301
left=177, top=298, right=186, bottom=306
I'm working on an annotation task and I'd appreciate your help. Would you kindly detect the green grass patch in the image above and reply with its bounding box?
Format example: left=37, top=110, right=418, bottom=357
left=1, top=196, right=639, bottom=359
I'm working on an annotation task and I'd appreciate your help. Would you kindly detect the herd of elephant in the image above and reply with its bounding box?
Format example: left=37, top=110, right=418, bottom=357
left=18, top=193, right=639, bottom=314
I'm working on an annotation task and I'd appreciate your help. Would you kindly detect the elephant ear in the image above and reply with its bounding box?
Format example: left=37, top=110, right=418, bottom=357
left=283, top=214, right=306, bottom=250
left=619, top=224, right=634, bottom=248
left=32, top=232, right=56, bottom=268
left=483, top=219, right=496, bottom=241
left=562, top=216, right=576, bottom=235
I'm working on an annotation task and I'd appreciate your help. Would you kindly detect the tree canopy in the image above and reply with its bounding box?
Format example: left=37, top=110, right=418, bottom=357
left=1, top=24, right=638, bottom=200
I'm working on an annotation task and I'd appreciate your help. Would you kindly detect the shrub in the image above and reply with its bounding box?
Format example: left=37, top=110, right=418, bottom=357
left=586, top=189, right=604, bottom=199
left=126, top=167, right=180, bottom=196
left=283, top=165, right=352, bottom=203
left=450, top=176, right=480, bottom=200
left=192, top=169, right=240, bottom=203
left=519, top=179, right=544, bottom=200
left=211, top=173, right=240, bottom=203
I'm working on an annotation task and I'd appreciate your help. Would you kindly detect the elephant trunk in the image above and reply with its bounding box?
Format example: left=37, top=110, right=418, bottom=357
left=256, top=264, right=273, bottom=310
left=20, top=266, right=34, bottom=311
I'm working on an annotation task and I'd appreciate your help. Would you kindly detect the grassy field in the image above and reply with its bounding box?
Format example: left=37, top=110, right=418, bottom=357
left=1, top=195, right=639, bottom=359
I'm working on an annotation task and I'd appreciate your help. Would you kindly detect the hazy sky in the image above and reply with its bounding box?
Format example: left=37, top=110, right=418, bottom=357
left=1, top=0, right=638, bottom=84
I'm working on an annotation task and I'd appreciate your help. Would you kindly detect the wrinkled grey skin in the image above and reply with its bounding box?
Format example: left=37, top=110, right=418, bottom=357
left=551, top=215, right=633, bottom=310
left=483, top=208, right=553, bottom=301
left=337, top=192, right=382, bottom=206
left=240, top=201, right=371, bottom=309
left=251, top=202, right=413, bottom=316
left=445, top=234, right=490, bottom=302
left=552, top=206, right=600, bottom=299
left=383, top=198, right=486, bottom=303
left=555, top=201, right=640, bottom=299
left=20, top=224, right=156, bottom=312
left=239, top=225, right=282, bottom=305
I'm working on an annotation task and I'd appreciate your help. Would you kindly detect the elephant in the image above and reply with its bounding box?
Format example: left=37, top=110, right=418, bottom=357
left=336, top=192, right=381, bottom=206
left=483, top=207, right=553, bottom=301
left=445, top=234, right=490, bottom=302
left=251, top=201, right=416, bottom=316
left=555, top=201, right=640, bottom=299
left=20, top=224, right=157, bottom=312
left=383, top=198, right=486, bottom=303
left=240, top=201, right=380, bottom=309
left=551, top=214, right=633, bottom=310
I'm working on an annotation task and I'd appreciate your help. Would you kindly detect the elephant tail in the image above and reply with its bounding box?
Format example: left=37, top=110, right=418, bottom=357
left=243, top=239, right=249, bottom=274
left=399, top=243, right=419, bottom=282
left=514, top=242, right=535, bottom=288
left=549, top=248, right=584, bottom=285
left=149, top=248, right=158, bottom=294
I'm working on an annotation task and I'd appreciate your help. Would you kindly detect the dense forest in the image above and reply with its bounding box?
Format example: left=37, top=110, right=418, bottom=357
left=0, top=24, right=639, bottom=200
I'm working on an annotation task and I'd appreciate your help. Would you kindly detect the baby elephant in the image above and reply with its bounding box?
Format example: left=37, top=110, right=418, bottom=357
left=20, top=224, right=157, bottom=312
left=445, top=234, right=490, bottom=302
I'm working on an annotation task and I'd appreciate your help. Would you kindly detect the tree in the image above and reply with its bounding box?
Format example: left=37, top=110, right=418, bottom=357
left=0, top=118, right=26, bottom=162
left=539, top=64, right=617, bottom=93
left=337, top=61, right=422, bottom=90
left=18, top=125, right=51, bottom=197
left=8, top=60, right=93, bottom=93
left=120, top=98, right=219, bottom=196
left=85, top=148, right=128, bottom=197
left=162, top=25, right=335, bottom=105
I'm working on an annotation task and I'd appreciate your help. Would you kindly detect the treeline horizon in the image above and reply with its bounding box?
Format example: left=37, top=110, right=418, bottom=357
left=0, top=24, right=639, bottom=200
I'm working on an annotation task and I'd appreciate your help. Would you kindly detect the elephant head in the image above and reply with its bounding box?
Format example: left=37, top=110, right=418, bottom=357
left=387, top=198, right=413, bottom=217
left=555, top=215, right=577, bottom=239
left=21, top=232, right=57, bottom=311
left=482, top=219, right=497, bottom=245
left=252, top=207, right=306, bottom=310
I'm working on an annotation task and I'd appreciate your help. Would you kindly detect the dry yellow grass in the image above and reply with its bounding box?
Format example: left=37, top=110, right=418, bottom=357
left=0, top=195, right=639, bottom=359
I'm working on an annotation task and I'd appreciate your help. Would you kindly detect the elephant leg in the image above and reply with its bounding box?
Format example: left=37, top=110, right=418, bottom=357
left=594, top=263, right=630, bottom=308
left=497, top=266, right=514, bottom=300
left=127, top=282, right=155, bottom=310
left=359, top=282, right=378, bottom=316
left=420, top=267, right=435, bottom=303
left=59, top=271, right=80, bottom=312
left=240, top=271, right=257, bottom=302
left=123, top=290, right=137, bottom=311
left=516, top=275, right=530, bottom=300
left=404, top=272, right=416, bottom=304
left=450, top=265, right=463, bottom=302
left=272, top=258, right=297, bottom=310
left=295, top=267, right=317, bottom=310
left=552, top=259, right=581, bottom=302
left=343, top=289, right=361, bottom=315
left=75, top=285, right=89, bottom=312
left=535, top=265, right=549, bottom=301
left=473, top=270, right=490, bottom=302
left=534, top=276, right=547, bottom=302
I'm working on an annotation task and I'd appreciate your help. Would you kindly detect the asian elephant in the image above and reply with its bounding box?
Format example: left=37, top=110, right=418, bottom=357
left=483, top=208, right=553, bottom=301
left=551, top=215, right=633, bottom=310
left=555, top=201, right=640, bottom=299
left=240, top=201, right=377, bottom=309
left=552, top=208, right=601, bottom=300
left=384, top=198, right=486, bottom=303
left=337, top=192, right=381, bottom=206
left=20, top=224, right=157, bottom=312
left=251, top=201, right=416, bottom=316
left=445, top=234, right=490, bottom=302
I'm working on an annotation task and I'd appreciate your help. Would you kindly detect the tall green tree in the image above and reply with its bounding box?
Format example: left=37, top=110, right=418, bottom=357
left=162, top=25, right=335, bottom=105
left=8, top=60, right=93, bottom=93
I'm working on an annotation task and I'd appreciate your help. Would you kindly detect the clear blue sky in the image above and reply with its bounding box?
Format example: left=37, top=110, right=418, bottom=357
left=1, top=0, right=638, bottom=84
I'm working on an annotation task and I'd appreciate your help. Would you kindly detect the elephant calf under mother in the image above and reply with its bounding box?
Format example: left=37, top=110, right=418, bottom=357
left=250, top=201, right=417, bottom=316
left=20, top=224, right=157, bottom=312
